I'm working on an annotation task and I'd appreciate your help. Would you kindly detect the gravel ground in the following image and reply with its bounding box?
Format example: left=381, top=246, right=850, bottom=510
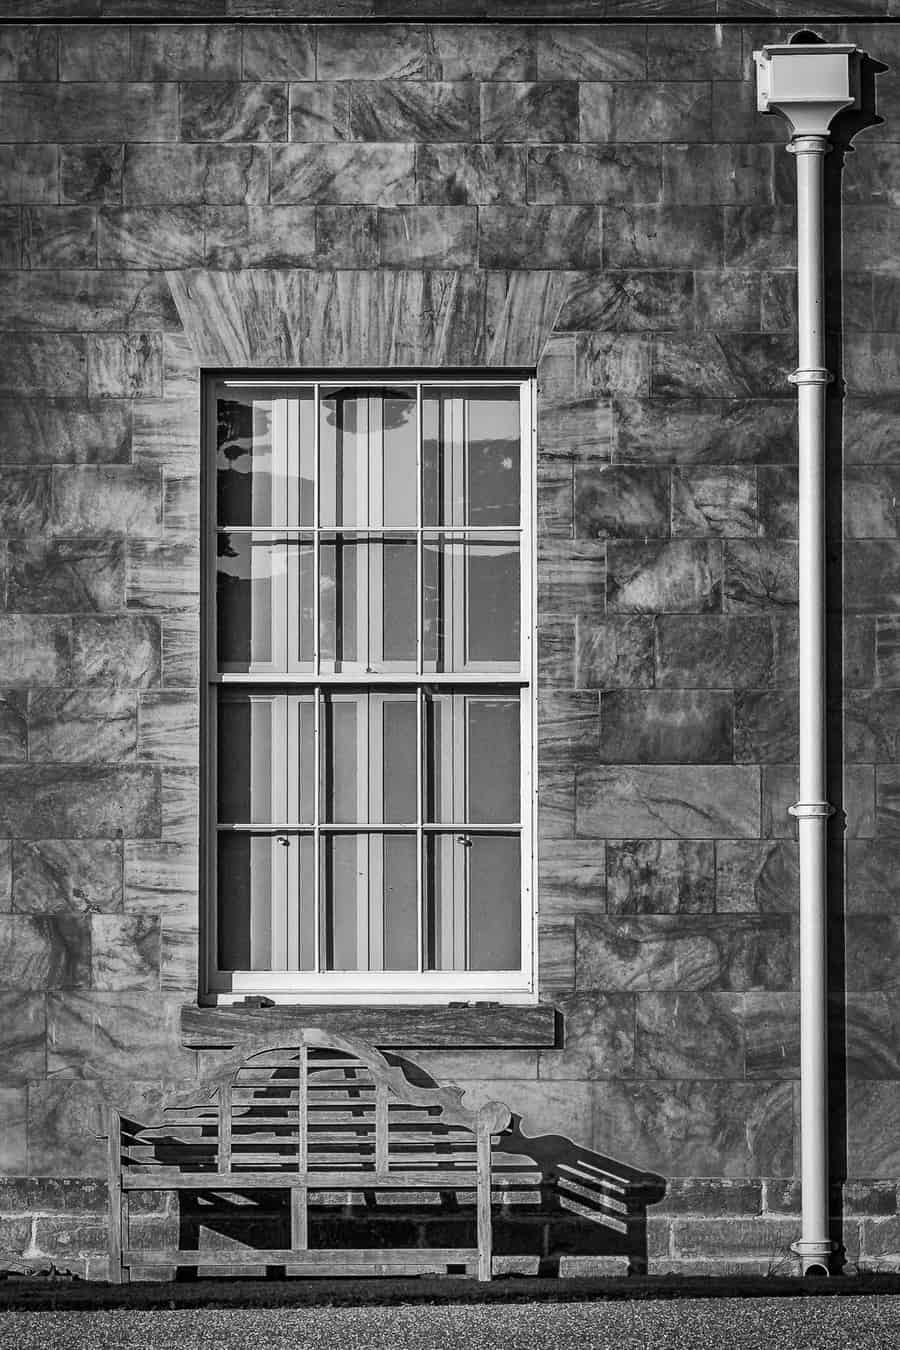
left=2, top=1297, right=900, bottom=1350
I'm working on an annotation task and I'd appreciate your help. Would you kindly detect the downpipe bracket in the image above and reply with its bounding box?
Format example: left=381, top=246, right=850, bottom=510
left=789, top=801, right=836, bottom=819
left=788, top=367, right=833, bottom=386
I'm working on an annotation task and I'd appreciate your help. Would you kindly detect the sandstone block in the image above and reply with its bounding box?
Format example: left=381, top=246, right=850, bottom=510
left=538, top=540, right=606, bottom=625
left=205, top=205, right=316, bottom=267
left=0, top=145, right=58, bottom=204
left=28, top=690, right=138, bottom=764
left=607, top=840, right=715, bottom=915
left=59, top=25, right=128, bottom=81
left=0, top=914, right=90, bottom=990
left=126, top=539, right=200, bottom=614
left=21, top=207, right=95, bottom=269
left=60, top=145, right=122, bottom=205
left=7, top=538, right=124, bottom=612
left=655, top=616, right=775, bottom=689
left=138, top=692, right=199, bottom=765
left=662, top=143, right=773, bottom=205
left=97, top=207, right=204, bottom=269
left=416, top=143, right=525, bottom=204
left=656, top=1179, right=762, bottom=1215
left=724, top=540, right=798, bottom=613
left=614, top=397, right=795, bottom=466
left=351, top=82, right=478, bottom=142
left=576, top=464, right=668, bottom=540
left=314, top=205, right=378, bottom=266
left=577, top=914, right=790, bottom=993
left=537, top=25, right=645, bottom=81
left=87, top=334, right=163, bottom=399
left=91, top=914, right=161, bottom=992
left=537, top=838, right=605, bottom=917
left=180, top=83, right=287, bottom=143
left=607, top=540, right=722, bottom=613
left=271, top=144, right=415, bottom=205
left=0, top=765, right=161, bottom=839
left=379, top=205, right=476, bottom=266
left=590, top=1079, right=793, bottom=1177
left=537, top=991, right=634, bottom=1079
left=125, top=145, right=269, bottom=206
left=0, top=334, right=86, bottom=396
left=124, top=840, right=198, bottom=920
left=0, top=271, right=178, bottom=334
left=289, top=83, right=350, bottom=142
left=0, top=616, right=71, bottom=685
left=130, top=24, right=242, bottom=81
left=0, top=25, right=57, bottom=81
left=0, top=1088, right=26, bottom=1170
left=576, top=617, right=655, bottom=690
left=672, top=1217, right=798, bottom=1260
left=577, top=764, right=760, bottom=839
left=431, top=25, right=535, bottom=81
left=734, top=690, right=799, bottom=763
left=242, top=24, right=315, bottom=81
left=0, top=991, right=45, bottom=1084
left=71, top=616, right=161, bottom=688
left=481, top=82, right=578, bottom=143
left=647, top=25, right=741, bottom=80
left=0, top=468, right=51, bottom=536
left=599, top=690, right=732, bottom=763
left=538, top=922, right=575, bottom=992
left=317, top=23, right=430, bottom=81
left=716, top=840, right=798, bottom=914
left=671, top=466, right=756, bottom=536
left=12, top=839, right=122, bottom=915
left=538, top=689, right=600, bottom=762
left=725, top=205, right=796, bottom=269
left=558, top=269, right=691, bottom=331
left=0, top=692, right=27, bottom=764
left=635, top=992, right=743, bottom=1079
left=581, top=81, right=712, bottom=142
left=604, top=206, right=723, bottom=269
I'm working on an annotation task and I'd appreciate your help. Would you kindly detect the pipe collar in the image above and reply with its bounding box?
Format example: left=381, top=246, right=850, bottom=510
left=788, top=367, right=833, bottom=385
left=789, top=801, right=836, bottom=819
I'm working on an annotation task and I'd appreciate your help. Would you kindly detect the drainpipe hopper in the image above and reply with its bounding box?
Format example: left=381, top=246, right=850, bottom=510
left=754, top=33, right=863, bottom=1277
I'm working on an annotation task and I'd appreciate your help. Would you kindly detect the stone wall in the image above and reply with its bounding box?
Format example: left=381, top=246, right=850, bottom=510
left=0, top=14, right=898, bottom=1278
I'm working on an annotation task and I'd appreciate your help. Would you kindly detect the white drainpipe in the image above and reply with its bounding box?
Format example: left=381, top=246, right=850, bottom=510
left=754, top=36, right=862, bottom=1277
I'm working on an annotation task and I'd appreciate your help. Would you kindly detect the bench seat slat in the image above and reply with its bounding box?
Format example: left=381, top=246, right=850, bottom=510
left=121, top=1168, right=481, bottom=1189
left=123, top=1247, right=480, bottom=1268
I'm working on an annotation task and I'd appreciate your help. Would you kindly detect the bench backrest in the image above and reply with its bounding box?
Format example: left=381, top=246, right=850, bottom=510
left=120, top=1028, right=509, bottom=1179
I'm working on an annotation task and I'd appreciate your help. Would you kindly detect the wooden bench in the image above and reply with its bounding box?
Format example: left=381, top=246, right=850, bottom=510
left=108, top=1029, right=511, bottom=1283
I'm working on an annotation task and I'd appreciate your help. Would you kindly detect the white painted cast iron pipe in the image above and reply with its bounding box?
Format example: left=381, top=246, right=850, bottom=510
left=787, top=133, right=835, bottom=1277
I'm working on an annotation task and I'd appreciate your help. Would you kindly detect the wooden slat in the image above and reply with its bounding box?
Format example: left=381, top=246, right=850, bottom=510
left=121, top=1168, right=480, bottom=1189
left=107, top=1108, right=123, bottom=1285
left=476, top=1122, right=492, bottom=1283
left=291, top=1185, right=308, bottom=1251
left=124, top=1247, right=480, bottom=1267
left=218, top=1082, right=232, bottom=1172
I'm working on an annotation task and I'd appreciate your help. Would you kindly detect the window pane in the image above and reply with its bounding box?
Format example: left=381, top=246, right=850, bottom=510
left=320, top=388, right=416, bottom=528
left=217, top=691, right=315, bottom=824
left=218, top=832, right=315, bottom=971
left=425, top=693, right=519, bottom=824
left=320, top=539, right=416, bottom=673
left=424, top=833, right=520, bottom=972
left=321, top=833, right=417, bottom=971
left=423, top=539, right=519, bottom=671
left=422, top=388, right=520, bottom=528
left=217, top=392, right=314, bottom=527
left=217, top=535, right=314, bottom=672
left=322, top=692, right=417, bottom=824
left=469, top=835, right=521, bottom=970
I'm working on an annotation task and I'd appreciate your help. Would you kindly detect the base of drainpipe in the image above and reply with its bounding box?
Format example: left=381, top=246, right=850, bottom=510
left=792, top=1238, right=836, bottom=1276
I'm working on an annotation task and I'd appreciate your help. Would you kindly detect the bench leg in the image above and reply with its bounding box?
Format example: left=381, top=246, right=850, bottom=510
left=476, top=1129, right=492, bottom=1282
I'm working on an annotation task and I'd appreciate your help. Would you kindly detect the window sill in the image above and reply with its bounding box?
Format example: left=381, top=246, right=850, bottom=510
left=180, top=1001, right=559, bottom=1050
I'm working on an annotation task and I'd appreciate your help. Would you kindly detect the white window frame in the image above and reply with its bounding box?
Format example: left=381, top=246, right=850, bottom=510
left=203, top=375, right=538, bottom=1005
